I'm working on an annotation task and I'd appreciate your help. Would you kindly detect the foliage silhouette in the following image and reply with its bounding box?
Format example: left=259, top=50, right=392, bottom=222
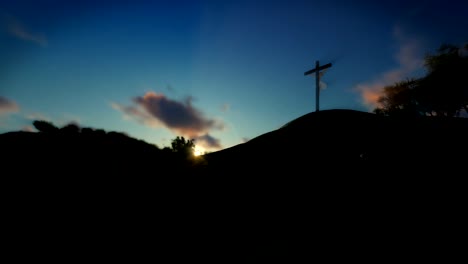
left=170, top=136, right=195, bottom=157
left=374, top=43, right=468, bottom=117
left=375, top=79, right=420, bottom=116
left=60, top=123, right=81, bottom=134
left=81, top=127, right=94, bottom=135
left=3, top=120, right=207, bottom=176
left=166, top=136, right=208, bottom=169
left=33, top=120, right=59, bottom=133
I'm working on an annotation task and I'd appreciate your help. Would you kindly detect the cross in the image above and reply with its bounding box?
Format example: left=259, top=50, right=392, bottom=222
left=304, top=60, right=332, bottom=112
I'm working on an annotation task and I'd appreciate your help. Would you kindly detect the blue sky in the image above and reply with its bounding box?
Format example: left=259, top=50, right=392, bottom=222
left=1, top=0, right=467, bottom=151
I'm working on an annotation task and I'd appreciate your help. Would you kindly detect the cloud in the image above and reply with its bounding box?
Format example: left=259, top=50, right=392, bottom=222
left=167, top=84, right=175, bottom=92
left=241, top=137, right=250, bottom=143
left=355, top=26, right=424, bottom=109
left=25, top=112, right=50, bottom=122
left=113, top=92, right=225, bottom=140
left=21, top=125, right=35, bottom=132
left=0, top=96, right=19, bottom=115
left=5, top=15, right=47, bottom=47
left=306, top=68, right=330, bottom=90
left=111, top=102, right=160, bottom=128
left=195, top=134, right=223, bottom=149
left=221, top=103, right=231, bottom=113
left=319, top=81, right=327, bottom=90
left=319, top=69, right=329, bottom=90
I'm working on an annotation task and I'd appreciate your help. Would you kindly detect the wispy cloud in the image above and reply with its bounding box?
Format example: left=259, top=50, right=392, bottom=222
left=21, top=125, right=35, bottom=132
left=221, top=103, right=231, bottom=113
left=0, top=96, right=19, bottom=115
left=111, top=102, right=160, bottom=128
left=319, top=68, right=330, bottom=90
left=355, top=26, right=424, bottom=109
left=5, top=15, right=47, bottom=47
left=241, top=137, right=250, bottom=143
left=25, top=112, right=50, bottom=122
left=113, top=92, right=225, bottom=148
left=195, top=133, right=223, bottom=149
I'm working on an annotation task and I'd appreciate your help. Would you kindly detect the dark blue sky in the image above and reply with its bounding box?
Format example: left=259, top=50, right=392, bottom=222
left=1, top=0, right=467, bottom=151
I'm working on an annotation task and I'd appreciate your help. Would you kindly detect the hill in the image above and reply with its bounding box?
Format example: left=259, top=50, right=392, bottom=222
left=203, top=109, right=468, bottom=176
left=1, top=128, right=165, bottom=173
left=3, top=108, right=467, bottom=188
left=1, top=109, right=466, bottom=262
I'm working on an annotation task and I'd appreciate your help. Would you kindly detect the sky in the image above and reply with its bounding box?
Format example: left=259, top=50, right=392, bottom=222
left=1, top=0, right=467, bottom=152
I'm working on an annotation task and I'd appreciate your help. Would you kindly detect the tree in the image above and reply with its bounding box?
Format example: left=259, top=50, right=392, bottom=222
left=170, top=136, right=195, bottom=157
left=374, top=43, right=468, bottom=117
left=375, top=79, right=420, bottom=116
left=419, top=43, right=468, bottom=116
left=60, top=123, right=81, bottom=134
left=33, top=120, right=59, bottom=133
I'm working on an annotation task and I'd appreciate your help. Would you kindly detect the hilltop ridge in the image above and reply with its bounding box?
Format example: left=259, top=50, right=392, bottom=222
left=203, top=109, right=468, bottom=176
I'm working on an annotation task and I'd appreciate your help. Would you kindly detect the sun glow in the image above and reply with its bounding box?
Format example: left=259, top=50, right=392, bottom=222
left=193, top=146, right=204, bottom=156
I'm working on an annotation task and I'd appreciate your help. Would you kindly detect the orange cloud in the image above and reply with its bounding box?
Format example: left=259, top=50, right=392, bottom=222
left=355, top=26, right=424, bottom=109
left=361, top=88, right=383, bottom=108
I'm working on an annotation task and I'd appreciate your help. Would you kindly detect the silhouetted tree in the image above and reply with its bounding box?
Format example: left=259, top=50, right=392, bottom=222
left=107, top=131, right=129, bottom=140
left=170, top=136, right=195, bottom=158
left=374, top=43, right=468, bottom=117
left=375, top=79, right=420, bottom=116
left=417, top=43, right=468, bottom=116
left=94, top=129, right=106, bottom=137
left=60, top=123, right=81, bottom=134
left=81, top=127, right=94, bottom=135
left=162, top=147, right=172, bottom=154
left=33, top=120, right=59, bottom=133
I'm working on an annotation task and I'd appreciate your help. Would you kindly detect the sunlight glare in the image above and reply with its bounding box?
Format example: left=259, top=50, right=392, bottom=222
left=193, top=146, right=204, bottom=156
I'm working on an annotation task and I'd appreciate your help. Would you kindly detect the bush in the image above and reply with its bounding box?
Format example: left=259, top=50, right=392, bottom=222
left=33, top=120, right=59, bottom=133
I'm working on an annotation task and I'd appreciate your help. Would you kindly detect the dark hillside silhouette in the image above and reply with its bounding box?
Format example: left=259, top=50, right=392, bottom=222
left=203, top=109, right=468, bottom=177
left=199, top=109, right=467, bottom=261
left=1, top=122, right=196, bottom=180
left=2, top=110, right=466, bottom=262
left=4, top=110, right=466, bottom=189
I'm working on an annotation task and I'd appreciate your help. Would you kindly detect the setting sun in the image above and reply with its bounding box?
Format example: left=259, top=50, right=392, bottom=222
left=194, top=146, right=204, bottom=156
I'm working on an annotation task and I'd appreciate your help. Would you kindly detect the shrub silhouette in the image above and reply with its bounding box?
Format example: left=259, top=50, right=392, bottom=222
left=60, top=123, right=81, bottom=134
left=170, top=136, right=195, bottom=157
left=33, top=120, right=59, bottom=133
left=81, top=127, right=94, bottom=135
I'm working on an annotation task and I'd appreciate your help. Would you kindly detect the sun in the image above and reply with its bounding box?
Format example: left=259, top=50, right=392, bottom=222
left=193, top=146, right=204, bottom=156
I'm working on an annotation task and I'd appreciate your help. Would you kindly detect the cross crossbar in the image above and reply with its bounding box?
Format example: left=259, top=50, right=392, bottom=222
left=304, top=62, right=332, bottom=76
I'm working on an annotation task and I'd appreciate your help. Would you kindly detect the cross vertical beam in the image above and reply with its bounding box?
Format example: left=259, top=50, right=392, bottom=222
left=315, top=61, right=319, bottom=112
left=304, top=60, right=332, bottom=112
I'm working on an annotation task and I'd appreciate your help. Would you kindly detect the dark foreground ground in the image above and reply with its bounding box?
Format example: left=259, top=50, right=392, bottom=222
left=2, top=109, right=466, bottom=262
